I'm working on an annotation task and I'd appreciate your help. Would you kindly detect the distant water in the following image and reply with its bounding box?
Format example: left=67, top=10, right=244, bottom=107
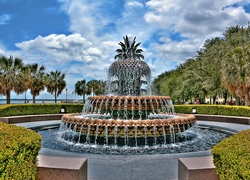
left=0, top=99, right=83, bottom=104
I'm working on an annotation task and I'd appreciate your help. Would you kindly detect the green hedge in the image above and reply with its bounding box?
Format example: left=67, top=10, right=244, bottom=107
left=0, top=104, right=83, bottom=117
left=174, top=105, right=250, bottom=117
left=212, top=129, right=250, bottom=180
left=0, top=122, right=42, bottom=179
left=1, top=104, right=250, bottom=117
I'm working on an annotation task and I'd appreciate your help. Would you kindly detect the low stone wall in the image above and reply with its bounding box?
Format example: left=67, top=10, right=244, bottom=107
left=37, top=155, right=87, bottom=180
left=178, top=156, right=219, bottom=180
left=194, top=114, right=250, bottom=125
left=0, top=114, right=63, bottom=124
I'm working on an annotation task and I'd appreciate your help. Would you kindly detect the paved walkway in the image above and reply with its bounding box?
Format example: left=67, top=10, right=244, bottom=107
left=17, top=120, right=250, bottom=180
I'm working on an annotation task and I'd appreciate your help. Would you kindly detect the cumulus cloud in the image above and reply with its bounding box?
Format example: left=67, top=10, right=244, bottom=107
left=15, top=34, right=93, bottom=64
left=145, top=0, right=250, bottom=39
left=14, top=33, right=116, bottom=84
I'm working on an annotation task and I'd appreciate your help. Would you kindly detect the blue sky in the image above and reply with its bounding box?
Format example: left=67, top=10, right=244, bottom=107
left=0, top=0, right=250, bottom=100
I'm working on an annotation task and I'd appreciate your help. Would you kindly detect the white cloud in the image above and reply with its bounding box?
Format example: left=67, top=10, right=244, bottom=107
left=16, top=34, right=91, bottom=52
left=127, top=1, right=144, bottom=8
left=145, top=0, right=250, bottom=39
left=0, top=49, right=5, bottom=56
left=0, top=14, right=11, bottom=25
left=15, top=34, right=93, bottom=65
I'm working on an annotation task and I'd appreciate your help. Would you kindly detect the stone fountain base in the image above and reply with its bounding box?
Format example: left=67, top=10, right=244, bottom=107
left=62, top=113, right=196, bottom=138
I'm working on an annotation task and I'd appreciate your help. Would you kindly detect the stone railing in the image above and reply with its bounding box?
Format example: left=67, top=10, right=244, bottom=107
left=194, top=114, right=250, bottom=125
left=0, top=114, right=63, bottom=124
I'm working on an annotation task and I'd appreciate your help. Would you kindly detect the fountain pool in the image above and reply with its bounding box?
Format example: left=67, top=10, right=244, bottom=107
left=38, top=123, right=230, bottom=155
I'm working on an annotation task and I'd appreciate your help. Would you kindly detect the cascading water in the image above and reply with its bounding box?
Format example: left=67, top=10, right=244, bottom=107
left=57, top=36, right=200, bottom=154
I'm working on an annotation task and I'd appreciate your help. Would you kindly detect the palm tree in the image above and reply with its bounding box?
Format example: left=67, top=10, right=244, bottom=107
left=26, top=63, right=46, bottom=103
left=45, top=70, right=66, bottom=103
left=0, top=56, right=26, bottom=104
left=114, top=36, right=144, bottom=60
left=86, top=80, right=106, bottom=96
left=221, top=45, right=250, bottom=105
left=221, top=25, right=250, bottom=105
left=73, top=79, right=87, bottom=103
left=95, top=80, right=106, bottom=95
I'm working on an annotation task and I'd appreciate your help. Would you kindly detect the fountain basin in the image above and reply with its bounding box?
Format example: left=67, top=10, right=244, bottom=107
left=61, top=113, right=196, bottom=138
left=61, top=95, right=196, bottom=146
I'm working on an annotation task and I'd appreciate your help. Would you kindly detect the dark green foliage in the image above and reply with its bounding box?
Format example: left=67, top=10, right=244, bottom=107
left=0, top=104, right=83, bottom=117
left=0, top=122, right=42, bottom=179
left=212, top=129, right=250, bottom=180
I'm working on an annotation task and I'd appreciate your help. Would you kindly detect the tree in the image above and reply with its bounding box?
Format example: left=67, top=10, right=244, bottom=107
left=221, top=25, right=250, bottom=105
left=86, top=80, right=106, bottom=96
left=26, top=63, right=46, bottom=103
left=222, top=45, right=250, bottom=105
left=114, top=35, right=144, bottom=60
left=195, top=38, right=225, bottom=104
left=45, top=70, right=66, bottom=103
left=0, top=56, right=26, bottom=104
left=73, top=79, right=87, bottom=103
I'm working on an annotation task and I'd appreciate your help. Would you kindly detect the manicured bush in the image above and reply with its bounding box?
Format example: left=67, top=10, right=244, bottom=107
left=212, top=129, right=250, bottom=180
left=174, top=105, right=250, bottom=117
left=0, top=104, right=83, bottom=117
left=0, top=122, right=42, bottom=179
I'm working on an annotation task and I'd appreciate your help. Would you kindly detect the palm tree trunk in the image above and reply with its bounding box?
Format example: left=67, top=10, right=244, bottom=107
left=83, top=94, right=85, bottom=103
left=6, top=91, right=11, bottom=104
left=33, top=95, right=36, bottom=103
left=54, top=90, right=57, bottom=103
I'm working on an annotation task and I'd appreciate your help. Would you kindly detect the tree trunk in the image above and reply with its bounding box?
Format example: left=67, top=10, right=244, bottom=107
left=54, top=90, right=57, bottom=103
left=223, top=91, right=228, bottom=105
left=244, top=92, right=250, bottom=106
left=83, top=94, right=85, bottom=103
left=33, top=95, right=36, bottom=103
left=235, top=96, right=240, bottom=105
left=6, top=91, right=10, bottom=104
left=213, top=96, right=217, bottom=104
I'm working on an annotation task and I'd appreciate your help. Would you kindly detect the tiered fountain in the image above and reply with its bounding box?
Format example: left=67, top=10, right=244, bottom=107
left=60, top=36, right=196, bottom=149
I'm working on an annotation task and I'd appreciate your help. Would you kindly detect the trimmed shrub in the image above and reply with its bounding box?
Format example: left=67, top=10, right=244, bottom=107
left=0, top=104, right=83, bottom=117
left=174, top=105, right=250, bottom=117
left=212, top=129, right=250, bottom=180
left=1, top=104, right=250, bottom=118
left=174, top=105, right=219, bottom=115
left=0, top=122, right=42, bottom=179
